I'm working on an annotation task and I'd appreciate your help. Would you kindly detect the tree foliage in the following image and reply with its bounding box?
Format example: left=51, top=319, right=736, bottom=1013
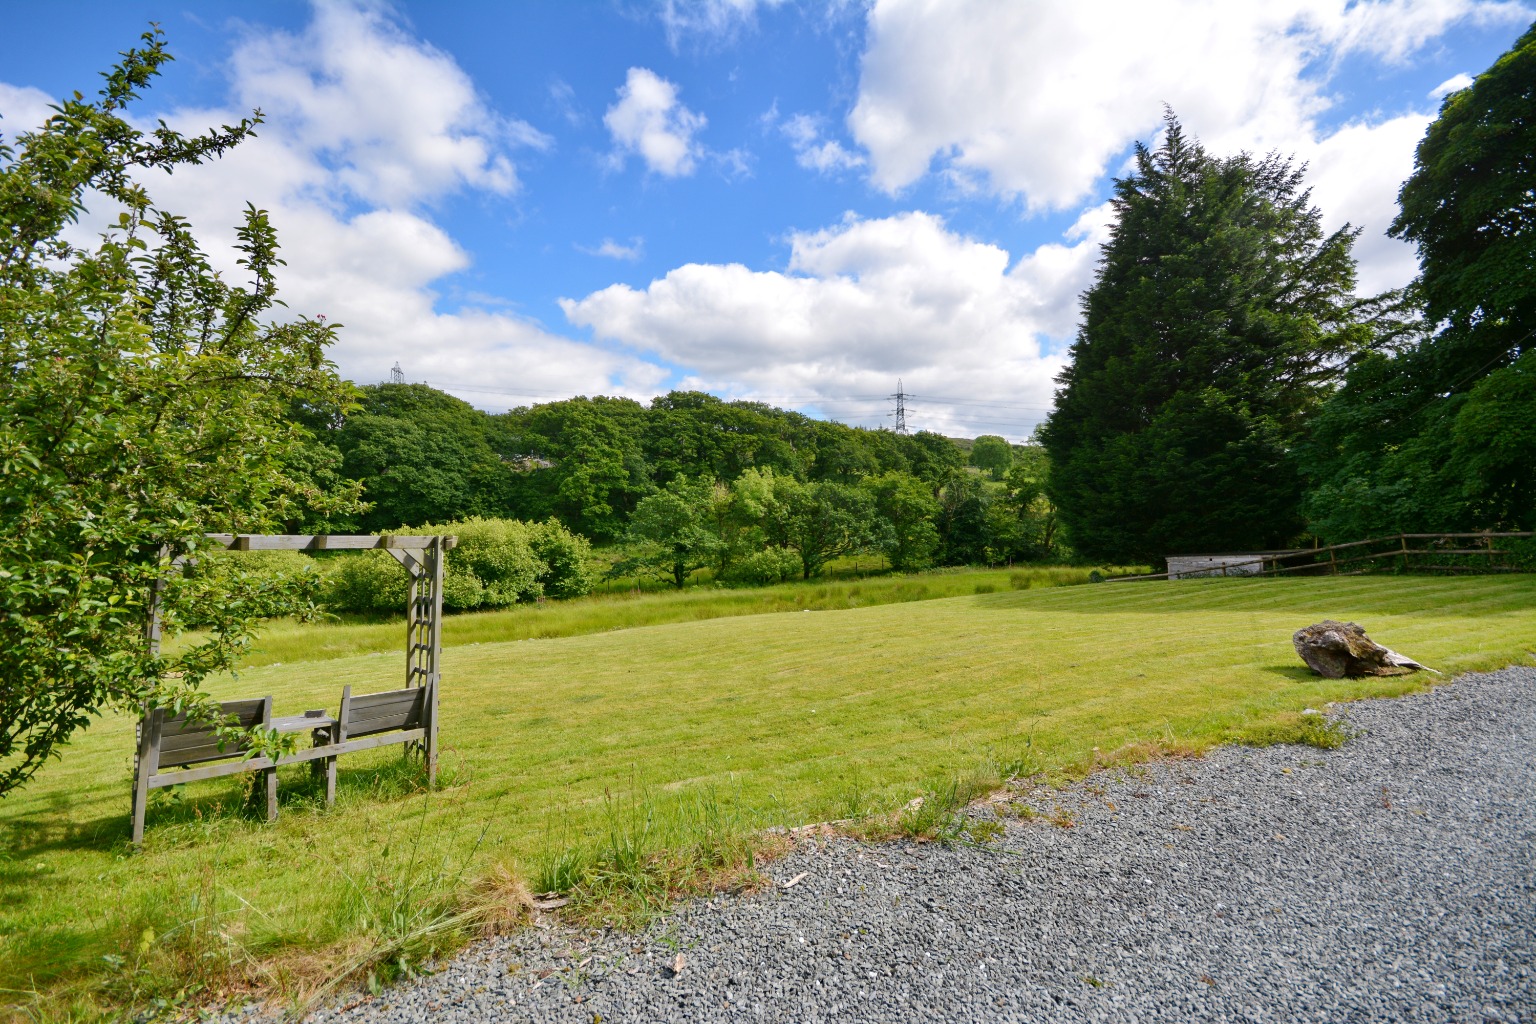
left=861, top=472, right=940, bottom=570
left=0, top=33, right=361, bottom=796
left=969, top=435, right=1013, bottom=480
left=623, top=477, right=723, bottom=588
left=1302, top=23, right=1536, bottom=538
left=1042, top=113, right=1368, bottom=564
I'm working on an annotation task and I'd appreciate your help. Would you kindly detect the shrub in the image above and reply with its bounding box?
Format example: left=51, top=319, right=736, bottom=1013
left=527, top=518, right=597, bottom=599
left=424, top=518, right=543, bottom=609
left=724, top=546, right=802, bottom=586
left=321, top=517, right=599, bottom=615
left=321, top=551, right=410, bottom=615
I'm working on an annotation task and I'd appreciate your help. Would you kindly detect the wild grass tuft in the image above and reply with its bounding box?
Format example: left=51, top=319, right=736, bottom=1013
left=554, top=783, right=781, bottom=928
left=1233, top=712, right=1360, bottom=750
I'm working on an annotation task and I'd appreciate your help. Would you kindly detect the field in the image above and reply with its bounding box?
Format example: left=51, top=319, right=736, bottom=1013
left=4, top=573, right=1534, bottom=1018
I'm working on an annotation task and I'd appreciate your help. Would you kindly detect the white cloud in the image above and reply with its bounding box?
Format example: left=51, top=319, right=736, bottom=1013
left=848, top=0, right=1524, bottom=210
left=0, top=82, right=54, bottom=141
left=1430, top=71, right=1475, bottom=96
left=229, top=0, right=549, bottom=208
left=579, top=237, right=646, bottom=260
left=7, top=1, right=661, bottom=409
left=657, top=0, right=789, bottom=49
left=562, top=211, right=1089, bottom=437
left=604, top=67, right=707, bottom=177
left=780, top=113, right=865, bottom=173
left=845, top=0, right=1528, bottom=293
left=1312, top=0, right=1530, bottom=61
left=1295, top=114, right=1432, bottom=294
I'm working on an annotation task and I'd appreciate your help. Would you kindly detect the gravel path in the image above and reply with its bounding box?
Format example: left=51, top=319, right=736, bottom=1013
left=261, top=666, right=1536, bottom=1023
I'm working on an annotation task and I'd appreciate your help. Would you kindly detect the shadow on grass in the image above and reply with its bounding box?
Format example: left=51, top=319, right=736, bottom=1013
left=0, top=754, right=455, bottom=862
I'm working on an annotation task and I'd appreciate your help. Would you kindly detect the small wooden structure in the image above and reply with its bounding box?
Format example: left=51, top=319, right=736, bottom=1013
left=131, top=534, right=455, bottom=844
left=1165, top=550, right=1304, bottom=579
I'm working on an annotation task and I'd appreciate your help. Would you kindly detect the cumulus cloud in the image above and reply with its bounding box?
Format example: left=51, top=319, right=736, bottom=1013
left=0, top=82, right=54, bottom=141
left=1294, top=114, right=1432, bottom=294
left=845, top=0, right=1526, bottom=292
left=562, top=212, right=1095, bottom=437
left=6, top=0, right=661, bottom=408
left=1430, top=71, right=1475, bottom=96
left=848, top=0, right=1520, bottom=207
left=229, top=0, right=548, bottom=208
left=604, top=67, right=707, bottom=177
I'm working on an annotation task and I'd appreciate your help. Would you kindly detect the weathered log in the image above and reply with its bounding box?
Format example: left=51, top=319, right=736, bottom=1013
left=1292, top=620, right=1438, bottom=678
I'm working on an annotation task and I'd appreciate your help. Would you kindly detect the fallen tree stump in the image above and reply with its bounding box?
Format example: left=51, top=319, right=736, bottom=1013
left=1292, top=620, right=1438, bottom=678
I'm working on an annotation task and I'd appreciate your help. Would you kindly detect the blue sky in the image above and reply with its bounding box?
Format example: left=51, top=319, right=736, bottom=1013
left=2, top=1, right=1529, bottom=438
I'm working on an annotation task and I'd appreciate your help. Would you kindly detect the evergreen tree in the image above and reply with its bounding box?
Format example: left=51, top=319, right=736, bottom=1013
left=1041, top=113, right=1367, bottom=564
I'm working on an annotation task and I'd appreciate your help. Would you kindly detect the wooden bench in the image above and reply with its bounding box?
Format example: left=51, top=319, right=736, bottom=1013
left=316, top=685, right=431, bottom=804
left=131, top=685, right=435, bottom=843
left=132, top=697, right=277, bottom=845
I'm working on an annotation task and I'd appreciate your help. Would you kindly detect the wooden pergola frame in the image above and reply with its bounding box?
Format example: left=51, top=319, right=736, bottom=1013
left=138, top=533, right=458, bottom=791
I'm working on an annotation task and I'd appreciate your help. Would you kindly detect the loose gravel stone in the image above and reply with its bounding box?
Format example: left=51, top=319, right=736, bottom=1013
left=233, top=666, right=1536, bottom=1023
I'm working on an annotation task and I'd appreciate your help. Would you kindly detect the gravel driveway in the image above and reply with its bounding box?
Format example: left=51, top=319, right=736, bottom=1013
left=264, top=665, right=1536, bottom=1023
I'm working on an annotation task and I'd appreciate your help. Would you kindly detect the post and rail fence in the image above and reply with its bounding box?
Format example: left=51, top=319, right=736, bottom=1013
left=1107, top=532, right=1536, bottom=583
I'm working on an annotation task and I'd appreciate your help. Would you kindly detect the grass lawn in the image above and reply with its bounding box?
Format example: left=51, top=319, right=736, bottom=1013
left=211, top=564, right=1104, bottom=669
left=4, top=574, right=1534, bottom=1018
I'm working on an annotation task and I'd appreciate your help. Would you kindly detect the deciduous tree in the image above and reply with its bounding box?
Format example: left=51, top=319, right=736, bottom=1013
left=862, top=472, right=940, bottom=570
left=0, top=33, right=361, bottom=796
left=969, top=435, right=1013, bottom=480
left=1302, top=23, right=1535, bottom=538
left=624, top=477, right=722, bottom=588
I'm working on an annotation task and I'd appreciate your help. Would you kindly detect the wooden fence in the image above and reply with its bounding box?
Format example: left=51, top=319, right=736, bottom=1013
left=1108, top=532, right=1536, bottom=582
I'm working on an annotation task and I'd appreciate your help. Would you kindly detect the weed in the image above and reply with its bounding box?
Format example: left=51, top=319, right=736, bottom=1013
left=298, top=797, right=497, bottom=1012
left=554, top=783, right=779, bottom=929
left=963, top=819, right=1006, bottom=845
left=1047, top=806, right=1078, bottom=829
left=1235, top=713, right=1359, bottom=750
left=892, top=773, right=997, bottom=845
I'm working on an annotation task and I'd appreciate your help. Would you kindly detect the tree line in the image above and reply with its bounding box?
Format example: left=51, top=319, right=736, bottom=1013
left=286, top=383, right=1064, bottom=580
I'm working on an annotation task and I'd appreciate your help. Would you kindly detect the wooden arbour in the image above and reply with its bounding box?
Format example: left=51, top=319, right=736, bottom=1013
left=133, top=534, right=457, bottom=841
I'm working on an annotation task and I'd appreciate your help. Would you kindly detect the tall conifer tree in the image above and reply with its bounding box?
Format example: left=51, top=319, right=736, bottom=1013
left=1041, top=114, right=1366, bottom=564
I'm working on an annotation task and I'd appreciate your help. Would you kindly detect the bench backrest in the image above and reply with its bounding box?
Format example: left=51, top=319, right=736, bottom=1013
left=339, top=686, right=426, bottom=739
left=151, top=697, right=271, bottom=770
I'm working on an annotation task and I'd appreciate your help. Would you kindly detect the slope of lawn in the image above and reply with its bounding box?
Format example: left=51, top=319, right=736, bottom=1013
left=204, top=564, right=1103, bottom=669
left=3, top=575, right=1534, bottom=1015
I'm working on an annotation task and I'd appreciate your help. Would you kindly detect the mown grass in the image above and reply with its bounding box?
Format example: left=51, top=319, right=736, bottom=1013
left=4, top=574, right=1535, bottom=1020
left=195, top=564, right=1107, bottom=670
